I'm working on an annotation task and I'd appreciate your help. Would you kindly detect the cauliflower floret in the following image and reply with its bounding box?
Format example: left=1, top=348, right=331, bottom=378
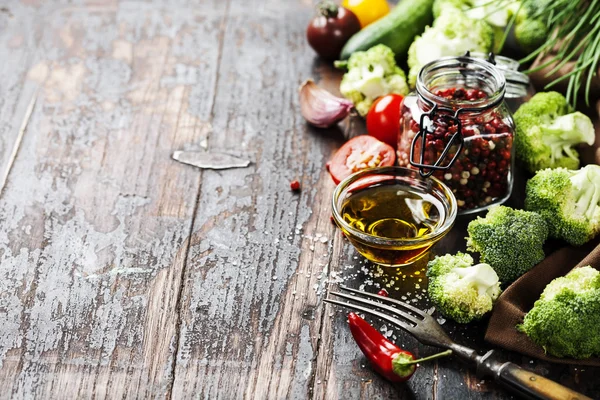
left=338, top=44, right=409, bottom=116
left=407, top=11, right=494, bottom=87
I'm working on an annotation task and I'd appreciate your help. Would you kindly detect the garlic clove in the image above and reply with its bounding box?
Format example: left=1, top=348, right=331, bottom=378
left=299, top=79, right=354, bottom=128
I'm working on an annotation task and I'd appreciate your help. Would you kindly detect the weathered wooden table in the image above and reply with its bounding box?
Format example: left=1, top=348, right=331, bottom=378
left=1, top=1, right=598, bottom=398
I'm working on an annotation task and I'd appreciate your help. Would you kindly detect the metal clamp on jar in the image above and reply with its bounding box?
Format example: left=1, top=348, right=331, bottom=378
left=397, top=55, right=516, bottom=214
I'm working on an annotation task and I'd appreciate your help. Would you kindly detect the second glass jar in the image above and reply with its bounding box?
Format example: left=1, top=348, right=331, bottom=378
left=397, top=56, right=515, bottom=214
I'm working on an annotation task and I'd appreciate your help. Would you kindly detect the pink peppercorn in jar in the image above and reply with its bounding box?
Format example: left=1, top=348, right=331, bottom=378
left=397, top=56, right=515, bottom=214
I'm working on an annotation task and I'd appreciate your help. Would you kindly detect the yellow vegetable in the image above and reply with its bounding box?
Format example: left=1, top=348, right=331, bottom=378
left=342, top=0, right=390, bottom=27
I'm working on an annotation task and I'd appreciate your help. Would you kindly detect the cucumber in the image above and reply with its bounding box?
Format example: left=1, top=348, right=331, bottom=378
left=340, top=0, right=434, bottom=60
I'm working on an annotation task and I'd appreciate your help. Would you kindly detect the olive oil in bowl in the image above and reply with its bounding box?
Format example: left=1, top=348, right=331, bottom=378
left=332, top=167, right=456, bottom=267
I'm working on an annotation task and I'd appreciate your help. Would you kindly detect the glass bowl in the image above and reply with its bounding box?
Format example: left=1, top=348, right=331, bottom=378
left=332, top=166, right=457, bottom=267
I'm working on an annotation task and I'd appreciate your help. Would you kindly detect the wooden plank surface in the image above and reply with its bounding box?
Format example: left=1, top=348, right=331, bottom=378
left=0, top=0, right=598, bottom=399
left=0, top=1, right=215, bottom=398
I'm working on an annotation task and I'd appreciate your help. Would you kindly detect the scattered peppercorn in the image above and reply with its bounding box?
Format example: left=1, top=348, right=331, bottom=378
left=290, top=180, right=301, bottom=191
left=377, top=288, right=389, bottom=297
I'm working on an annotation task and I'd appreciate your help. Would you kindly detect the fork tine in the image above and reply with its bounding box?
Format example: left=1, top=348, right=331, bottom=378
left=340, top=285, right=428, bottom=318
left=324, top=299, right=415, bottom=333
left=330, top=291, right=422, bottom=325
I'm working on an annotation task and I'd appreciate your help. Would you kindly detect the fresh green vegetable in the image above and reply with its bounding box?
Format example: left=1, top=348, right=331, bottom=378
left=519, top=266, right=600, bottom=359
left=513, top=91, right=595, bottom=174
left=407, top=10, right=494, bottom=87
left=525, top=165, right=600, bottom=246
left=432, top=0, right=514, bottom=52
left=337, top=44, right=409, bottom=116
left=492, top=0, right=599, bottom=107
left=511, top=0, right=551, bottom=53
left=339, top=0, right=434, bottom=61
left=466, top=205, right=548, bottom=285
left=434, top=0, right=550, bottom=53
left=427, top=252, right=501, bottom=323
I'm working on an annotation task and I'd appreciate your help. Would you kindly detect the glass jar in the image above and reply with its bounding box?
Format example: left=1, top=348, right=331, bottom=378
left=397, top=56, right=515, bottom=214
left=469, top=52, right=534, bottom=112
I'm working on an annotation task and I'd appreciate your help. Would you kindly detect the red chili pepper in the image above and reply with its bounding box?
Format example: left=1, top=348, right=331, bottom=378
left=347, top=313, right=452, bottom=382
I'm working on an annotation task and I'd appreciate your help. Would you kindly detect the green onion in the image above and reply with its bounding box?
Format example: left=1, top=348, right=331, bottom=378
left=494, top=0, right=600, bottom=107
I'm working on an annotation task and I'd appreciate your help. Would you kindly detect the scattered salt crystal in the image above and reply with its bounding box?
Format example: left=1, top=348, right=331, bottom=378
left=272, top=276, right=277, bottom=280
left=437, top=316, right=446, bottom=325
left=320, top=236, right=328, bottom=243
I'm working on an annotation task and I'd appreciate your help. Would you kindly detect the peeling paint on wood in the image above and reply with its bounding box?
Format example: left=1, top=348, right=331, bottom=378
left=0, top=1, right=598, bottom=399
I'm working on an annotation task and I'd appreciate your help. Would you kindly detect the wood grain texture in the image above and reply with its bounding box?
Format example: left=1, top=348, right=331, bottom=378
left=0, top=1, right=218, bottom=398
left=0, top=0, right=598, bottom=399
left=169, top=0, right=345, bottom=397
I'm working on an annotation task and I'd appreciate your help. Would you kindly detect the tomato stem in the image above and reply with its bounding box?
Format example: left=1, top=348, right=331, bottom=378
left=317, top=1, right=338, bottom=18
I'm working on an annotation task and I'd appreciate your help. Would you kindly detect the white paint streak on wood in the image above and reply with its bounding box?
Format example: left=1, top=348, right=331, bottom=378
left=0, top=1, right=217, bottom=398
left=0, top=91, right=36, bottom=194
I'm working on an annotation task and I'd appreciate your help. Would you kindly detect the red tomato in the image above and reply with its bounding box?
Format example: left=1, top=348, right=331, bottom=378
left=366, top=94, right=404, bottom=149
left=326, top=135, right=396, bottom=184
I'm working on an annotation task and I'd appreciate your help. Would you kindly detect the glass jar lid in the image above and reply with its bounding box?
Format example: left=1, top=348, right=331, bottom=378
left=468, top=52, right=530, bottom=99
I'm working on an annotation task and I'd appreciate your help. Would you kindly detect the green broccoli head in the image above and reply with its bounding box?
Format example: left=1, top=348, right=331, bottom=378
left=427, top=252, right=502, bottom=323
left=514, top=18, right=547, bottom=53
left=525, top=165, right=600, bottom=246
left=339, top=44, right=409, bottom=116
left=520, top=266, right=600, bottom=359
left=466, top=205, right=548, bottom=284
left=513, top=91, right=595, bottom=173
left=407, top=10, right=494, bottom=88
left=512, top=0, right=554, bottom=52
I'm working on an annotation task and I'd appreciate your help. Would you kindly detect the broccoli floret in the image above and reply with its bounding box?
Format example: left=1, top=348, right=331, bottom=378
left=466, top=205, right=548, bottom=284
left=407, top=10, right=494, bottom=87
left=513, top=0, right=555, bottom=52
left=513, top=92, right=595, bottom=174
left=525, top=165, right=600, bottom=246
left=337, top=44, right=409, bottom=116
left=519, top=266, right=600, bottom=359
left=427, top=252, right=501, bottom=323
left=514, top=18, right=547, bottom=53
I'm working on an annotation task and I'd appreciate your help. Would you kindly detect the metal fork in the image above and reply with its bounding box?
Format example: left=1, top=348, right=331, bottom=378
left=326, top=286, right=592, bottom=400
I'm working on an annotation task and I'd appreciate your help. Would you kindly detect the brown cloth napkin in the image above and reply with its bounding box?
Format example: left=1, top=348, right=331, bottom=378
left=484, top=70, right=600, bottom=365
left=485, top=238, right=600, bottom=366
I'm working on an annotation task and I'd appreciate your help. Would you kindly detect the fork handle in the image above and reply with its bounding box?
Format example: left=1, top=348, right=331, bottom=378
left=495, top=362, right=592, bottom=400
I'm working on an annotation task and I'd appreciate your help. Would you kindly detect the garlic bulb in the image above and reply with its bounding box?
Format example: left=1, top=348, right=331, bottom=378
left=299, top=79, right=353, bottom=128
